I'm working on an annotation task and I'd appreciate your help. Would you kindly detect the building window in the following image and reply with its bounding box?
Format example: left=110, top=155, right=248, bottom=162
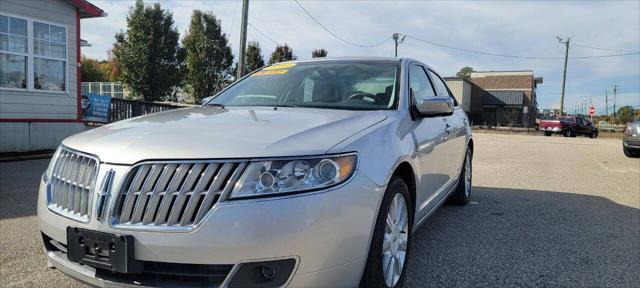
left=33, top=21, right=66, bottom=91
left=0, top=14, right=67, bottom=92
left=0, top=15, right=28, bottom=88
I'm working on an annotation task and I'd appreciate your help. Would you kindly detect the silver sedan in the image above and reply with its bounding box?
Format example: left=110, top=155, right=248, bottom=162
left=38, top=58, right=472, bottom=287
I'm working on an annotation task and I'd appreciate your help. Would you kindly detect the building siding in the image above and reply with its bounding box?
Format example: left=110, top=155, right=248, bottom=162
left=445, top=79, right=472, bottom=112
left=0, top=0, right=78, bottom=120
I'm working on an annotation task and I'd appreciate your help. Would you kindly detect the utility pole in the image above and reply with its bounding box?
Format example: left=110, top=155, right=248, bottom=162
left=393, top=33, right=405, bottom=57
left=557, top=36, right=570, bottom=116
left=612, top=84, right=618, bottom=121
left=236, top=0, right=249, bottom=79
left=605, top=89, right=608, bottom=116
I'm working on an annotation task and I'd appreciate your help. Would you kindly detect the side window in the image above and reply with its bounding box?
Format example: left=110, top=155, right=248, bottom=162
left=409, top=65, right=436, bottom=103
left=427, top=70, right=451, bottom=97
left=579, top=118, right=588, bottom=127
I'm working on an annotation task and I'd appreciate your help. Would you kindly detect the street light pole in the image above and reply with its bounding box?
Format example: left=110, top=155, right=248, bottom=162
left=236, top=0, right=249, bottom=79
left=557, top=36, right=570, bottom=116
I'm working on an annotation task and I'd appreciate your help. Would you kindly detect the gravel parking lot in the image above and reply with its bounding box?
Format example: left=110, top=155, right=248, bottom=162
left=1, top=133, right=638, bottom=287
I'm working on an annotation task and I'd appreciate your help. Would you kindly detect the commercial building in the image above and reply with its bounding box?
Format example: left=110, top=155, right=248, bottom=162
left=445, top=71, right=543, bottom=127
left=444, top=77, right=484, bottom=125
left=470, top=71, right=543, bottom=127
left=0, top=0, right=105, bottom=152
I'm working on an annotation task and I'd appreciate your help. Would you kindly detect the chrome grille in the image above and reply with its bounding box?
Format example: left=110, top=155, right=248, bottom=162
left=47, top=148, right=99, bottom=222
left=113, top=161, right=247, bottom=229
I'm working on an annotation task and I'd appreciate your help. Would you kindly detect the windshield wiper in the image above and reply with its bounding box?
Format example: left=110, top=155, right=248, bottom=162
left=204, top=103, right=225, bottom=108
left=273, top=104, right=298, bottom=108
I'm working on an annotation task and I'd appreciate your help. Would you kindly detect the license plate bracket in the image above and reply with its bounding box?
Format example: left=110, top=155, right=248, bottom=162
left=67, top=227, right=143, bottom=274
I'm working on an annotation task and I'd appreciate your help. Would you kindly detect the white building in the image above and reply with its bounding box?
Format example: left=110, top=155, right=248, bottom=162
left=0, top=0, right=105, bottom=152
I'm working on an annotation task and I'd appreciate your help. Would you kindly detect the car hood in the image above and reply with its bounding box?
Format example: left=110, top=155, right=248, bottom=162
left=63, top=106, right=387, bottom=164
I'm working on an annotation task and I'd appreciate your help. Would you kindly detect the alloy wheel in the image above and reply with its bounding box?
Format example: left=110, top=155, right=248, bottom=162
left=464, top=152, right=472, bottom=198
left=382, top=193, right=409, bottom=287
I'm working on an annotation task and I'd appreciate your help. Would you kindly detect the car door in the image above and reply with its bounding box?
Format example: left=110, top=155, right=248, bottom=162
left=427, top=69, right=468, bottom=178
left=408, top=63, right=451, bottom=219
left=578, top=118, right=592, bottom=135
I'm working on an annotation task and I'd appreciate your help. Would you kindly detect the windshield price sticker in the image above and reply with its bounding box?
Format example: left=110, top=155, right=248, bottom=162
left=253, top=69, right=289, bottom=76
left=263, top=63, right=297, bottom=70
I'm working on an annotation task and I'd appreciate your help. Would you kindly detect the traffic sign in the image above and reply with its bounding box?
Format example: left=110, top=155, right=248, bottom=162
left=589, top=105, right=596, bottom=116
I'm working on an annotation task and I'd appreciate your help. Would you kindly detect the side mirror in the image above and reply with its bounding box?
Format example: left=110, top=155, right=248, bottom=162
left=414, top=96, right=454, bottom=117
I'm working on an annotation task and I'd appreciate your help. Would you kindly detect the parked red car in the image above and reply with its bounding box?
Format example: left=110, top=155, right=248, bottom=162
left=539, top=115, right=599, bottom=138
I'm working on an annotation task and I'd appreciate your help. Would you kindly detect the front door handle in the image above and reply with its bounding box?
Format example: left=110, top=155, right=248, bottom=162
left=445, top=123, right=452, bottom=133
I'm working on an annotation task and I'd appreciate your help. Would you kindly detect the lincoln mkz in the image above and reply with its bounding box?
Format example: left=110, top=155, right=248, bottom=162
left=38, top=57, right=473, bottom=287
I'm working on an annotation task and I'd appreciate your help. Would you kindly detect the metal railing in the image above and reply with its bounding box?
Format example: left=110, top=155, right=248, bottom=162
left=81, top=82, right=126, bottom=99
left=110, top=98, right=187, bottom=123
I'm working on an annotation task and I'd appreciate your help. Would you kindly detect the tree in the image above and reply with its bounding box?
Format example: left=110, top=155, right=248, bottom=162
left=268, top=44, right=296, bottom=64
left=456, top=66, right=475, bottom=79
left=244, top=41, right=265, bottom=74
left=113, top=0, right=184, bottom=102
left=80, top=56, right=107, bottom=82
left=99, top=49, right=120, bottom=82
left=182, top=10, right=233, bottom=103
left=312, top=48, right=327, bottom=58
left=614, top=106, right=636, bottom=124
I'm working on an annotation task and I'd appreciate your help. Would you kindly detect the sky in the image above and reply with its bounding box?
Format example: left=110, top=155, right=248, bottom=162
left=80, top=0, right=640, bottom=112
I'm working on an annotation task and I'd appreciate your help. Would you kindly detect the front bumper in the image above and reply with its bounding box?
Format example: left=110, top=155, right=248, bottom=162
left=38, top=167, right=386, bottom=287
left=623, top=135, right=640, bottom=149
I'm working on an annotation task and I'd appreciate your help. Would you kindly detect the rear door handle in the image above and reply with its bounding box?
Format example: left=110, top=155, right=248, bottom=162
left=445, top=123, right=452, bottom=133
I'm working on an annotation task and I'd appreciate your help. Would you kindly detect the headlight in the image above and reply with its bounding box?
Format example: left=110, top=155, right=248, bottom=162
left=230, top=154, right=357, bottom=199
left=43, top=147, right=62, bottom=183
left=624, top=126, right=634, bottom=136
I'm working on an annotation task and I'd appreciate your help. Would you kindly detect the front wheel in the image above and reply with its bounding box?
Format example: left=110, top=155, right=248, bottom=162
left=448, top=148, right=472, bottom=205
left=590, top=131, right=598, bottom=138
left=362, top=177, right=412, bottom=288
left=543, top=131, right=552, bottom=136
left=563, top=129, right=575, bottom=137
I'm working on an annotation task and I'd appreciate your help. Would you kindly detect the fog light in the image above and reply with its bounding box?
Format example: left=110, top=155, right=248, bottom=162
left=228, top=259, right=296, bottom=288
left=261, top=266, right=276, bottom=279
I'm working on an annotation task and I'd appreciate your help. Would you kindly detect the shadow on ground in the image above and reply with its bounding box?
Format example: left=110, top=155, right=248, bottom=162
left=404, top=186, right=640, bottom=287
left=0, top=159, right=48, bottom=220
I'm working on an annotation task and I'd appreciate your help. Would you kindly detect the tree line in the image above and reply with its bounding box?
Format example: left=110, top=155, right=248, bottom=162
left=81, top=0, right=328, bottom=104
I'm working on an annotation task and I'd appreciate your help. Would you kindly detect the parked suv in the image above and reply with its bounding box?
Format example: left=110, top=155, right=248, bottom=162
left=623, top=120, right=640, bottom=157
left=38, top=58, right=472, bottom=287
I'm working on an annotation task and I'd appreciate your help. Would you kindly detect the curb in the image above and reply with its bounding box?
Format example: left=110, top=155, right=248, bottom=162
left=0, top=153, right=54, bottom=163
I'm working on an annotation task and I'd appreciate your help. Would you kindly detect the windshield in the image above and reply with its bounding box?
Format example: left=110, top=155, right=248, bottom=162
left=208, top=61, right=401, bottom=110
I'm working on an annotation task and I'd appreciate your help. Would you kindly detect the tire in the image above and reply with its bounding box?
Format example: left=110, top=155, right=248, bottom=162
left=362, top=177, right=412, bottom=288
left=448, top=148, right=472, bottom=205
left=543, top=131, right=552, bottom=136
left=563, top=129, right=575, bottom=137
left=590, top=131, right=598, bottom=139
left=624, top=147, right=640, bottom=158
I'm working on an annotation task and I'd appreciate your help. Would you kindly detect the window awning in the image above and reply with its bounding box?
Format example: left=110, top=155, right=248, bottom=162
left=483, top=90, right=524, bottom=106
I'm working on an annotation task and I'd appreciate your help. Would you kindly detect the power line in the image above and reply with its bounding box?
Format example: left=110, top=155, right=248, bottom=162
left=228, top=0, right=240, bottom=37
left=248, top=22, right=279, bottom=46
left=571, top=52, right=640, bottom=59
left=573, top=43, right=640, bottom=53
left=404, top=35, right=640, bottom=59
left=405, top=35, right=562, bottom=59
left=294, top=0, right=391, bottom=48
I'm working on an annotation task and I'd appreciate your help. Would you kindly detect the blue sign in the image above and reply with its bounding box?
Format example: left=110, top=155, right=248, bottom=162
left=81, top=93, right=111, bottom=123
